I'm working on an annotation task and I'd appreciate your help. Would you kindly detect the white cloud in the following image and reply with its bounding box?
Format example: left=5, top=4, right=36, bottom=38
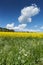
left=28, top=29, right=40, bottom=32
left=14, top=24, right=27, bottom=31
left=6, top=23, right=27, bottom=31
left=22, top=28, right=40, bottom=32
left=6, top=23, right=14, bottom=30
left=6, top=23, right=41, bottom=32
left=18, top=4, right=40, bottom=23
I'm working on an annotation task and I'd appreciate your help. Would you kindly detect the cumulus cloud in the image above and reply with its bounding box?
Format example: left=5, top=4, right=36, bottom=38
left=6, top=23, right=40, bottom=32
left=6, top=23, right=27, bottom=31
left=18, top=4, right=40, bottom=23
left=6, top=23, right=14, bottom=30
left=14, top=24, right=27, bottom=31
left=6, top=4, right=40, bottom=32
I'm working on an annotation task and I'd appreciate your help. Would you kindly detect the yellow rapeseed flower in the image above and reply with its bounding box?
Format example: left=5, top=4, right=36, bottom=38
left=0, top=32, right=43, bottom=38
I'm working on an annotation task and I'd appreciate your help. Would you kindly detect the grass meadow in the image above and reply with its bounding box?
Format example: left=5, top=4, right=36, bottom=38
left=0, top=32, right=43, bottom=65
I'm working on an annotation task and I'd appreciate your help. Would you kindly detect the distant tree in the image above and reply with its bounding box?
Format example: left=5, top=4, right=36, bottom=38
left=0, top=27, right=14, bottom=32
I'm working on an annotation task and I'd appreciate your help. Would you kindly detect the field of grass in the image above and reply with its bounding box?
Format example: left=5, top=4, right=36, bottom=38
left=0, top=32, right=43, bottom=65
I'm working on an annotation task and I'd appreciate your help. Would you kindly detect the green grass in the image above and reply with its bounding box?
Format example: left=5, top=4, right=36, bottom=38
left=0, top=37, right=43, bottom=65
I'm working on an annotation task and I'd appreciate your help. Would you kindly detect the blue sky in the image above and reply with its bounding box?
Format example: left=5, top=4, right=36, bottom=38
left=0, top=0, right=43, bottom=31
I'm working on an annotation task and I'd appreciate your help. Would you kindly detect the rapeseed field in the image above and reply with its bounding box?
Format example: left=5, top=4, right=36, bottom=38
left=0, top=32, right=43, bottom=38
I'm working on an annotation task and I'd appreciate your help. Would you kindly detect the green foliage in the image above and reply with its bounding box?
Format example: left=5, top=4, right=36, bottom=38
left=0, top=27, right=14, bottom=32
left=0, top=37, right=43, bottom=65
